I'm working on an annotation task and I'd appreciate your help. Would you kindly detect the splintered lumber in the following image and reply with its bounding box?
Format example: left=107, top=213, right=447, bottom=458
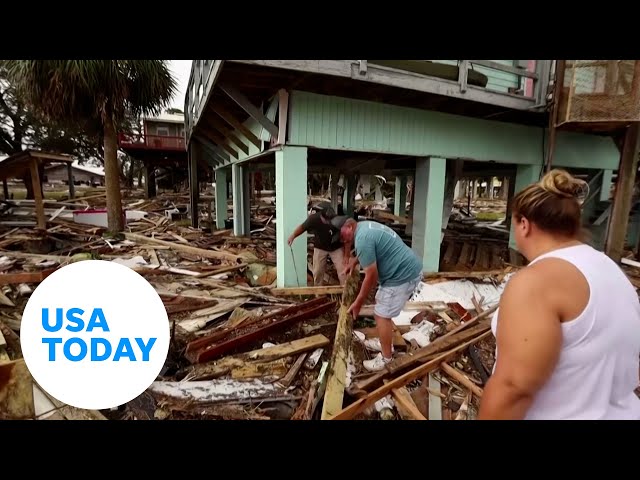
left=34, top=382, right=107, bottom=420
left=391, top=386, right=427, bottom=420
left=329, top=330, right=492, bottom=420
left=123, top=232, right=244, bottom=263
left=185, top=297, right=335, bottom=364
left=321, top=266, right=360, bottom=420
left=0, top=359, right=35, bottom=420
left=441, top=362, right=484, bottom=398
left=350, top=304, right=497, bottom=394
left=275, top=353, right=308, bottom=388
left=0, top=267, right=58, bottom=285
left=230, top=358, right=289, bottom=380
left=183, top=334, right=330, bottom=381
left=271, top=285, right=343, bottom=296
left=149, top=378, right=282, bottom=404
left=0, top=319, right=21, bottom=357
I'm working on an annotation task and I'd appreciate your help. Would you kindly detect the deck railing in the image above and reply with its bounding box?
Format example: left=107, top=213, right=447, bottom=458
left=118, top=132, right=186, bottom=151
left=184, top=60, right=554, bottom=142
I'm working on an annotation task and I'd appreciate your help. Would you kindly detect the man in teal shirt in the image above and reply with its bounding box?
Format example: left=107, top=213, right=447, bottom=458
left=341, top=219, right=423, bottom=371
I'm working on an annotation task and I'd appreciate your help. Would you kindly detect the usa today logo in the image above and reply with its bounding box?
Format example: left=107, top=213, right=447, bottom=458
left=20, top=260, right=170, bottom=410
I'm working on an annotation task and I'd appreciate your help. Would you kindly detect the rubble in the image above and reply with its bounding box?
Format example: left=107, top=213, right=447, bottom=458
left=2, top=188, right=634, bottom=421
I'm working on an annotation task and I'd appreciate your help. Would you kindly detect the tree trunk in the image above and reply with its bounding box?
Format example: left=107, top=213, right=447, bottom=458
left=103, top=118, right=124, bottom=233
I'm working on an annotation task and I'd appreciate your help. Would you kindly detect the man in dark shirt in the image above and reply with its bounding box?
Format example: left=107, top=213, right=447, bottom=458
left=288, top=202, right=348, bottom=286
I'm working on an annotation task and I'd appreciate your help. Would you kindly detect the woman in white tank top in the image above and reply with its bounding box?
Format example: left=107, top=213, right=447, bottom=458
left=478, top=169, right=640, bottom=420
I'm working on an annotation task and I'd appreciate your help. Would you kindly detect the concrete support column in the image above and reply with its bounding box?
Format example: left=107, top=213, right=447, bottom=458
left=232, top=163, right=250, bottom=236
left=276, top=146, right=308, bottom=288
left=394, top=176, right=408, bottom=217
left=601, top=169, right=613, bottom=202
left=330, top=171, right=339, bottom=214
left=508, top=165, right=540, bottom=250
left=188, top=141, right=200, bottom=228
left=411, top=157, right=447, bottom=273
left=343, top=174, right=356, bottom=217
left=67, top=163, right=75, bottom=199
left=441, top=159, right=462, bottom=242
left=215, top=168, right=229, bottom=229
left=144, top=162, right=156, bottom=199
left=361, top=175, right=371, bottom=197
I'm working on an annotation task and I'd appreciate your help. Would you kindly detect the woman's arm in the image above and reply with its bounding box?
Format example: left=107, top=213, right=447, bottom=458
left=478, top=269, right=562, bottom=420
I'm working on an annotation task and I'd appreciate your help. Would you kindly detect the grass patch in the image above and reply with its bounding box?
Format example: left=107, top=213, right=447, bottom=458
left=8, top=187, right=105, bottom=201
left=475, top=211, right=505, bottom=221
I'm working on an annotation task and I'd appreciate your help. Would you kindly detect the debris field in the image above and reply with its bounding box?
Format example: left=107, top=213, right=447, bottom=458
left=0, top=189, right=638, bottom=420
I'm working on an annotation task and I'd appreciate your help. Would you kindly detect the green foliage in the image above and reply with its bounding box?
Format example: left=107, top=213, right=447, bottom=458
left=4, top=60, right=177, bottom=128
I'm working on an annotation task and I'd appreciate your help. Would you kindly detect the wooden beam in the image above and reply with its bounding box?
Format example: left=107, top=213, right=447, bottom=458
left=276, top=89, right=289, bottom=146
left=320, top=268, right=359, bottom=419
left=391, top=386, right=427, bottom=420
left=329, top=331, right=492, bottom=420
left=123, top=232, right=244, bottom=263
left=350, top=305, right=497, bottom=393
left=186, top=334, right=330, bottom=380
left=211, top=103, right=262, bottom=148
left=605, top=122, right=640, bottom=262
left=218, top=82, right=279, bottom=139
left=271, top=285, right=343, bottom=296
left=440, top=362, right=484, bottom=397
left=206, top=116, right=250, bottom=155
left=30, top=159, right=45, bottom=230
left=199, top=124, right=239, bottom=159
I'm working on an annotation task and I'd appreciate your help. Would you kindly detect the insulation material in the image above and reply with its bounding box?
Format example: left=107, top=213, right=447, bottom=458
left=392, top=275, right=513, bottom=325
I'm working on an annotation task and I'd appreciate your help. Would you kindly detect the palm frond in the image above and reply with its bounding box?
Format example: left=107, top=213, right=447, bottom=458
left=4, top=60, right=177, bottom=127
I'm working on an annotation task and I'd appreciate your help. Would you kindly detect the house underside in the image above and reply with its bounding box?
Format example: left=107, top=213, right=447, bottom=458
left=185, top=60, right=624, bottom=287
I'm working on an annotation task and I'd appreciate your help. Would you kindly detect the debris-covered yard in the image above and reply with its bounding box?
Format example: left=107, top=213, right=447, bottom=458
left=1, top=187, right=638, bottom=420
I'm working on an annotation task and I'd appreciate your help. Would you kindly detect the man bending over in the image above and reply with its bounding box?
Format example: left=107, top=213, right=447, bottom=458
left=341, top=219, right=423, bottom=371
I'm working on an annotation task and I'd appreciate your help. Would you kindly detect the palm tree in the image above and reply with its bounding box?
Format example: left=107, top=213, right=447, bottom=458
left=4, top=60, right=177, bottom=233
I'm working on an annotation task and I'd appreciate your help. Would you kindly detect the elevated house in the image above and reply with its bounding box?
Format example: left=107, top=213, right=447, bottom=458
left=183, top=60, right=638, bottom=287
left=118, top=112, right=190, bottom=197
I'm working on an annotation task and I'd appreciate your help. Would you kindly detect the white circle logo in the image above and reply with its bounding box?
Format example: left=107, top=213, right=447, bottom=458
left=20, top=260, right=170, bottom=410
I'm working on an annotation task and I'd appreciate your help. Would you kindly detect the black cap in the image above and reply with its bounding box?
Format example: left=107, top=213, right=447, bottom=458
left=314, top=201, right=336, bottom=219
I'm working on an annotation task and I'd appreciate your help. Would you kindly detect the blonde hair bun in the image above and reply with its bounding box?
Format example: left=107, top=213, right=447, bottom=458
left=539, top=169, right=589, bottom=201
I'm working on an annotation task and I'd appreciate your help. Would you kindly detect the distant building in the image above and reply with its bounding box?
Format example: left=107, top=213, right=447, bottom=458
left=44, top=162, right=105, bottom=187
left=118, top=112, right=190, bottom=198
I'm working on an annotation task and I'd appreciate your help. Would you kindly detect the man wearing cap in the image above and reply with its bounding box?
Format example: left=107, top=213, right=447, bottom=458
left=340, top=218, right=423, bottom=372
left=288, top=202, right=348, bottom=286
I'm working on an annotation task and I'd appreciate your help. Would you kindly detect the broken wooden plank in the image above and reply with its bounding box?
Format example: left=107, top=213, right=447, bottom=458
left=230, top=358, right=289, bottom=380
left=275, top=353, right=307, bottom=388
left=0, top=267, right=58, bottom=285
left=350, top=306, right=496, bottom=394
left=124, top=232, right=245, bottom=263
left=186, top=297, right=335, bottom=364
left=34, top=382, right=107, bottom=420
left=271, top=285, right=343, bottom=296
left=149, top=378, right=281, bottom=404
left=330, top=330, right=492, bottom=420
left=0, top=289, right=14, bottom=306
left=428, top=374, right=442, bottom=420
left=0, top=358, right=35, bottom=419
left=321, top=267, right=359, bottom=420
left=185, top=334, right=330, bottom=381
left=197, top=263, right=248, bottom=278
left=0, top=319, right=21, bottom=357
left=177, top=298, right=250, bottom=333
left=391, top=386, right=427, bottom=420
left=440, top=362, right=484, bottom=398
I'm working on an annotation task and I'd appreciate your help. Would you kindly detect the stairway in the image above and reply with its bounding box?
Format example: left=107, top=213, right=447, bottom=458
left=580, top=169, right=640, bottom=251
